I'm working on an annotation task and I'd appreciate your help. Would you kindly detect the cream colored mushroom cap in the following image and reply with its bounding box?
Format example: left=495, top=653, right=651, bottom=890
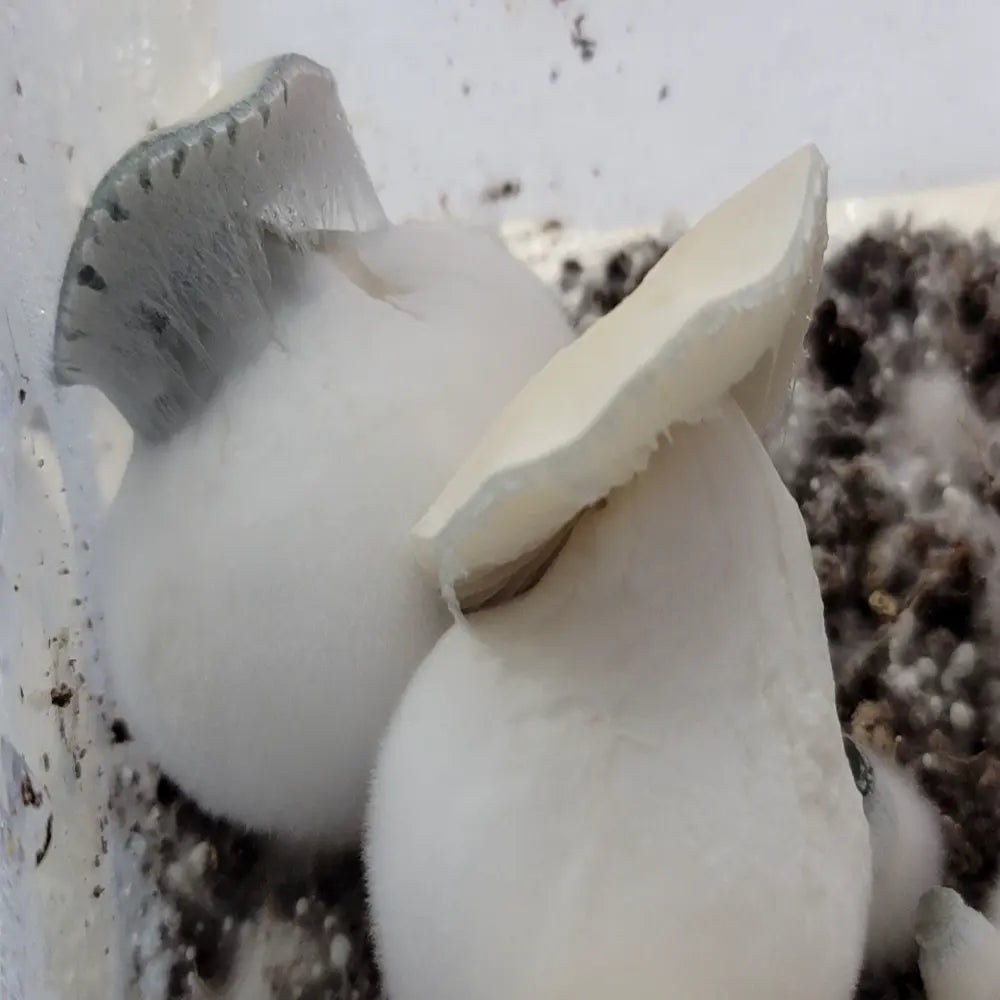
left=413, top=145, right=829, bottom=601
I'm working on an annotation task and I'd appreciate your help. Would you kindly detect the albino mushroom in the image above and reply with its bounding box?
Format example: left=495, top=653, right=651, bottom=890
left=842, top=736, right=945, bottom=971
left=54, top=54, right=573, bottom=841
left=364, top=147, right=872, bottom=999
left=916, top=886, right=1000, bottom=1000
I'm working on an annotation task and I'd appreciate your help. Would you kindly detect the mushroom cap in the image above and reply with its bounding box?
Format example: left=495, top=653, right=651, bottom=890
left=412, top=145, right=828, bottom=601
left=54, top=53, right=385, bottom=442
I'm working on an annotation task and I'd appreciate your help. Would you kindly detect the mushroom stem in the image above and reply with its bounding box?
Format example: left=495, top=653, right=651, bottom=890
left=366, top=395, right=870, bottom=999
left=916, top=887, right=1000, bottom=1000
left=843, top=737, right=944, bottom=971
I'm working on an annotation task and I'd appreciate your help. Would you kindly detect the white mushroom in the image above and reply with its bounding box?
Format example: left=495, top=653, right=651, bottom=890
left=364, top=147, right=872, bottom=999
left=842, top=735, right=945, bottom=970
left=54, top=54, right=573, bottom=841
left=916, top=886, right=1000, bottom=1000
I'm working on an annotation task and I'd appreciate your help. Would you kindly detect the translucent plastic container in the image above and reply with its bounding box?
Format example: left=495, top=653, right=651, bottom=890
left=3, top=1, right=1000, bottom=997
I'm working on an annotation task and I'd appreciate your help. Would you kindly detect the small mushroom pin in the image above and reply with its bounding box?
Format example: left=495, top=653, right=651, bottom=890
left=54, top=54, right=573, bottom=841
left=365, top=146, right=871, bottom=999
left=916, top=886, right=1000, bottom=1000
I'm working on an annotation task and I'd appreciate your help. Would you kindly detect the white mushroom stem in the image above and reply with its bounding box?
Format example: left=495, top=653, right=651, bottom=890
left=367, top=395, right=869, bottom=999
left=844, top=738, right=945, bottom=971
left=916, top=887, right=1000, bottom=1000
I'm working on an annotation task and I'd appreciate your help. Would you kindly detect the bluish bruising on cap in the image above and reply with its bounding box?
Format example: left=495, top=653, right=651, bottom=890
left=53, top=53, right=387, bottom=442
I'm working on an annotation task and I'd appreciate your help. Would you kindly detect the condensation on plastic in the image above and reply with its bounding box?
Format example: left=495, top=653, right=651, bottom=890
left=0, top=3, right=218, bottom=998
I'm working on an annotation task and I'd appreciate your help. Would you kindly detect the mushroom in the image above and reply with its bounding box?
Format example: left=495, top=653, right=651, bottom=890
left=364, top=147, right=872, bottom=999
left=843, top=735, right=945, bottom=971
left=916, top=886, right=1000, bottom=1000
left=54, top=54, right=573, bottom=841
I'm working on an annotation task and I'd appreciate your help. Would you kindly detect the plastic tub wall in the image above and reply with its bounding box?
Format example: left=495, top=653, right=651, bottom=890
left=218, top=0, right=1000, bottom=227
left=2, top=1, right=1000, bottom=997
left=1, top=5, right=217, bottom=998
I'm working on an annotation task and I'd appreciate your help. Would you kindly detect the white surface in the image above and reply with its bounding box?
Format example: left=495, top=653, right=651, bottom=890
left=0, top=3, right=219, bottom=998
left=368, top=396, right=871, bottom=1000
left=218, top=0, right=1000, bottom=229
